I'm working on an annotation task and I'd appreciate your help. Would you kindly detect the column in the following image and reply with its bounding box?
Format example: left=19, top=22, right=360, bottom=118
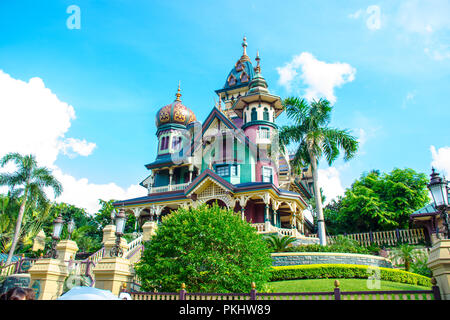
left=92, top=257, right=133, bottom=296
left=241, top=207, right=245, bottom=221
left=142, top=221, right=158, bottom=241
left=427, top=239, right=450, bottom=300
left=169, top=168, right=174, bottom=191
left=189, top=165, right=193, bottom=183
left=273, top=210, right=278, bottom=228
left=264, top=204, right=270, bottom=231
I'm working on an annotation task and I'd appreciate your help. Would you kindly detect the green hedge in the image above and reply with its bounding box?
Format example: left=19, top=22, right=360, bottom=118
left=270, top=264, right=431, bottom=287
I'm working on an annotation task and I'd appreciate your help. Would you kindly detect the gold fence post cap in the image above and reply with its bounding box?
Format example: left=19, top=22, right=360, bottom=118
left=251, top=282, right=256, bottom=289
left=181, top=283, right=186, bottom=289
left=122, top=283, right=127, bottom=289
left=334, top=280, right=340, bottom=288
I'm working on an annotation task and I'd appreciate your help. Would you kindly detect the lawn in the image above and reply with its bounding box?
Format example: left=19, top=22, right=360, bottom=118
left=268, top=278, right=431, bottom=293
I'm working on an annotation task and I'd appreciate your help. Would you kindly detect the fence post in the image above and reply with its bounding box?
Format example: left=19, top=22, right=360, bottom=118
left=250, top=282, right=257, bottom=300
left=120, top=282, right=127, bottom=294
left=333, top=280, right=341, bottom=300
left=179, top=283, right=186, bottom=300
left=431, top=278, right=442, bottom=300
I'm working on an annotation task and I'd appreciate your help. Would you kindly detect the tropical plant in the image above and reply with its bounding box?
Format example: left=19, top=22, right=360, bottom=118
left=0, top=153, right=62, bottom=265
left=390, top=244, right=419, bottom=271
left=410, top=251, right=432, bottom=277
left=280, top=97, right=359, bottom=245
left=135, top=203, right=272, bottom=293
left=265, top=234, right=297, bottom=252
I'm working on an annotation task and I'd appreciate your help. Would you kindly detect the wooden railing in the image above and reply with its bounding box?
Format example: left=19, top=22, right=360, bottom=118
left=327, top=228, right=426, bottom=247
left=124, top=281, right=441, bottom=301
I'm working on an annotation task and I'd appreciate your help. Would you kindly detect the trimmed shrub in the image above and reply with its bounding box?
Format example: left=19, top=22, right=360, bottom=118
left=270, top=264, right=431, bottom=287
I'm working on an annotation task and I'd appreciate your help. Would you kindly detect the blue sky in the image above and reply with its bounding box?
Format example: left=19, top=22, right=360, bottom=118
left=0, top=0, right=449, bottom=212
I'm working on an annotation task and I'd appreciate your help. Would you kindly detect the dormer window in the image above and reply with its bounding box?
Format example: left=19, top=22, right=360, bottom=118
left=228, top=74, right=236, bottom=86
left=241, top=72, right=249, bottom=82
left=235, top=63, right=243, bottom=71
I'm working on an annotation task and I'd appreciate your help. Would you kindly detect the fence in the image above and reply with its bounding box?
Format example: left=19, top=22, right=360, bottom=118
left=0, top=256, right=39, bottom=277
left=327, top=228, right=426, bottom=247
left=123, top=280, right=441, bottom=301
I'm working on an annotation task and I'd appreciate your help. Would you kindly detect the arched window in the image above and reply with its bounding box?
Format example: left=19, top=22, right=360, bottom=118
left=263, top=108, right=269, bottom=121
left=244, top=112, right=247, bottom=123
left=251, top=108, right=257, bottom=121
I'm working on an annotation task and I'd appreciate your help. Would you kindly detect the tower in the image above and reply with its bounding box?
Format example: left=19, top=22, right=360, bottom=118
left=215, top=36, right=256, bottom=120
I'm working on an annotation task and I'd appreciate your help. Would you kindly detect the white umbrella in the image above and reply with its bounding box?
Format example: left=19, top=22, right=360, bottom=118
left=58, top=286, right=120, bottom=300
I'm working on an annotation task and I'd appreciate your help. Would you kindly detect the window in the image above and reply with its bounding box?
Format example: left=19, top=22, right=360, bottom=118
left=230, top=164, right=238, bottom=176
left=263, top=108, right=269, bottom=121
left=160, top=136, right=169, bottom=151
left=262, top=167, right=273, bottom=183
left=216, top=165, right=230, bottom=177
left=259, top=127, right=270, bottom=139
left=251, top=108, right=257, bottom=121
left=172, top=136, right=182, bottom=150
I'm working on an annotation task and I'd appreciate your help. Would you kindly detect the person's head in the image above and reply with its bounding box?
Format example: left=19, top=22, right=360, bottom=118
left=5, top=287, right=27, bottom=300
left=23, top=288, right=35, bottom=300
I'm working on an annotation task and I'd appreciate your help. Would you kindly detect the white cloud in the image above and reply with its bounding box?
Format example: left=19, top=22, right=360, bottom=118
left=276, top=52, right=356, bottom=104
left=318, top=167, right=345, bottom=205
left=59, top=138, right=97, bottom=158
left=397, top=0, right=450, bottom=34
left=430, top=145, right=450, bottom=177
left=0, top=70, right=145, bottom=213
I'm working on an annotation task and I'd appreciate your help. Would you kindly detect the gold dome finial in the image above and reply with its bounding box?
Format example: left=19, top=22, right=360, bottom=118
left=175, top=81, right=182, bottom=102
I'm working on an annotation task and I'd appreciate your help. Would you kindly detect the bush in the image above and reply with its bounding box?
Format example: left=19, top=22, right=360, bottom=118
left=284, top=236, right=370, bottom=255
left=135, top=203, right=272, bottom=293
left=269, top=264, right=431, bottom=287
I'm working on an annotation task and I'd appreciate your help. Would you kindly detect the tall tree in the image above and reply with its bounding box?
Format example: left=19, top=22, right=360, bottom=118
left=280, top=97, right=359, bottom=245
left=324, top=168, right=429, bottom=233
left=0, top=153, right=62, bottom=264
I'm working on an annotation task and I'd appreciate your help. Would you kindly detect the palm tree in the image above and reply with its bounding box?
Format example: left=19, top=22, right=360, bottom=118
left=280, top=97, right=358, bottom=246
left=391, top=244, right=418, bottom=271
left=265, top=234, right=297, bottom=252
left=0, top=153, right=62, bottom=265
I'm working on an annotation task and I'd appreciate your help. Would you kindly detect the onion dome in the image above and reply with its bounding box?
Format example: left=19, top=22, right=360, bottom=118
left=222, top=37, right=255, bottom=90
left=155, top=84, right=197, bottom=128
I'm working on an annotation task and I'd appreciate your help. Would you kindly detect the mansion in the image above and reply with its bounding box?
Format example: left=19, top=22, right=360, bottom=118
left=114, top=38, right=316, bottom=239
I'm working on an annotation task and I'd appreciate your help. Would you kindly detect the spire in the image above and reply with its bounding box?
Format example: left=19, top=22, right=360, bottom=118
left=240, top=36, right=251, bottom=62
left=175, top=81, right=182, bottom=102
left=254, top=51, right=261, bottom=73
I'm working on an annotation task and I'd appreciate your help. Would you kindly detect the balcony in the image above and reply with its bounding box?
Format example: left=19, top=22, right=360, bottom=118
left=149, top=182, right=190, bottom=194
left=256, top=129, right=271, bottom=144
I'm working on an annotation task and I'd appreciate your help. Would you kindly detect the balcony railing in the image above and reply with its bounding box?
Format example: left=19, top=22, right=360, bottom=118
left=149, top=182, right=190, bottom=194
left=256, top=130, right=271, bottom=141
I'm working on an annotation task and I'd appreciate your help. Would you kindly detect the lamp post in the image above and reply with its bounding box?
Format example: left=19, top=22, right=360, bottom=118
left=45, top=214, right=64, bottom=258
left=427, top=168, right=449, bottom=239
left=111, top=209, right=127, bottom=257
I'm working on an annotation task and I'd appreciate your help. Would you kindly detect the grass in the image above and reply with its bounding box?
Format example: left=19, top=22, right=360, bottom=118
left=268, top=278, right=431, bottom=293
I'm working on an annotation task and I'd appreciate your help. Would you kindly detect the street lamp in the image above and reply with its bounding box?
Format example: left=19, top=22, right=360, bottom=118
left=45, top=214, right=64, bottom=258
left=67, top=218, right=76, bottom=240
left=111, top=209, right=127, bottom=257
left=427, top=168, right=449, bottom=239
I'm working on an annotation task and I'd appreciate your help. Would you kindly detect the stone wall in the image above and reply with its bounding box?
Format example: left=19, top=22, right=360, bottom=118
left=271, top=252, right=393, bottom=268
